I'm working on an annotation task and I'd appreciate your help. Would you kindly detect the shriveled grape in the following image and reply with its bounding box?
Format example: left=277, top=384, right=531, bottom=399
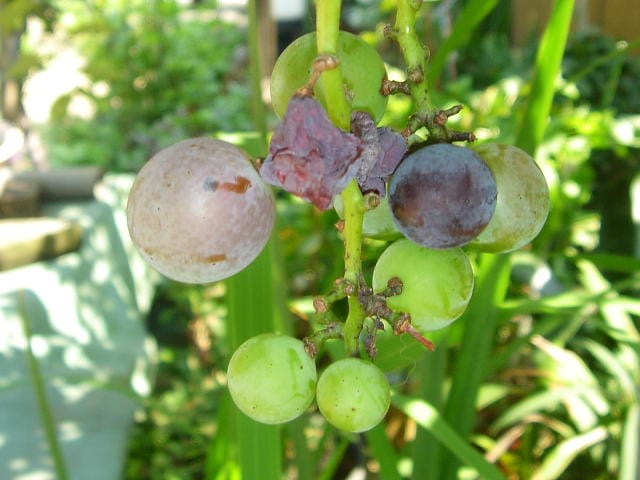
left=316, top=358, right=390, bottom=433
left=227, top=333, right=317, bottom=425
left=388, top=144, right=497, bottom=249
left=270, top=31, right=388, bottom=122
left=470, top=143, right=550, bottom=252
left=372, top=239, right=474, bottom=332
left=127, top=137, right=275, bottom=284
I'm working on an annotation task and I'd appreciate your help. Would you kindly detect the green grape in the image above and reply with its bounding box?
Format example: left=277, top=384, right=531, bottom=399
left=470, top=143, right=550, bottom=253
left=372, top=239, right=474, bottom=332
left=227, top=333, right=317, bottom=424
left=316, top=358, right=390, bottom=433
left=333, top=195, right=402, bottom=240
left=270, top=31, right=388, bottom=122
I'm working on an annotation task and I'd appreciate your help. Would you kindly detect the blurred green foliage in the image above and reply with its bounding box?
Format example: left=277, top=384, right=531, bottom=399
left=43, top=0, right=251, bottom=171
left=7, top=0, right=637, bottom=478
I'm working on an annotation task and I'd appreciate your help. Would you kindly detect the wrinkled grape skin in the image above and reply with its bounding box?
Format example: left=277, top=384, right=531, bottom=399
left=470, top=143, right=550, bottom=253
left=316, top=358, right=390, bottom=433
left=372, top=239, right=474, bottom=332
left=127, top=137, right=275, bottom=284
left=389, top=144, right=497, bottom=249
left=227, top=334, right=317, bottom=425
left=270, top=32, right=388, bottom=122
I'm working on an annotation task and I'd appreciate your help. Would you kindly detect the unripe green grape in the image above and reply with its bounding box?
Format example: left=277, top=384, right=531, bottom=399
left=372, top=239, right=474, bottom=332
left=470, top=143, right=550, bottom=253
left=316, top=358, right=390, bottom=433
left=227, top=333, right=317, bottom=424
left=270, top=31, right=388, bottom=122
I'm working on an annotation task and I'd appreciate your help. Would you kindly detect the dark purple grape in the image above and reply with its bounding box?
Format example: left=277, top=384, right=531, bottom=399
left=388, top=143, right=497, bottom=249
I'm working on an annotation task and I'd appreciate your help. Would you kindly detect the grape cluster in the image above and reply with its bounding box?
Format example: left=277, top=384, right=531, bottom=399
left=125, top=27, right=551, bottom=434
left=227, top=334, right=390, bottom=433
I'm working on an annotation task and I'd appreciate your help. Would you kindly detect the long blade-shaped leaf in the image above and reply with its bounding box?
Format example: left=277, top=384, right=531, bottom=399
left=394, top=395, right=505, bottom=480
left=531, top=426, right=608, bottom=480
left=515, top=0, right=576, bottom=154
left=427, top=0, right=501, bottom=86
left=18, top=291, right=69, bottom=480
left=620, top=402, right=640, bottom=480
left=440, top=254, right=511, bottom=479
left=224, top=240, right=283, bottom=480
left=411, top=343, right=447, bottom=480
left=365, top=423, right=402, bottom=480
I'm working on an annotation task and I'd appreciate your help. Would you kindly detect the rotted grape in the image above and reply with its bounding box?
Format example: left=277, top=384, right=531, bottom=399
left=388, top=143, right=497, bottom=249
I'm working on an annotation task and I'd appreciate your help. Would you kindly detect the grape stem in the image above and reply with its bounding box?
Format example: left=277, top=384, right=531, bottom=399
left=314, top=0, right=368, bottom=356
left=315, top=0, right=351, bottom=130
left=386, top=0, right=475, bottom=144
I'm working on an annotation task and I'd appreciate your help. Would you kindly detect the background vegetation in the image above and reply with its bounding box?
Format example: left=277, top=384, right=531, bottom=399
left=2, top=0, right=639, bottom=479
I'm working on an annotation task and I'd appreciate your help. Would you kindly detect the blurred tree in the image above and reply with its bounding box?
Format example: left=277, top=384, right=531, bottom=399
left=0, top=0, right=58, bottom=123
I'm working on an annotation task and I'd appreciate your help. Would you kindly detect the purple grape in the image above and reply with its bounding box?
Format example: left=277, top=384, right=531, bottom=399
left=388, top=143, right=497, bottom=249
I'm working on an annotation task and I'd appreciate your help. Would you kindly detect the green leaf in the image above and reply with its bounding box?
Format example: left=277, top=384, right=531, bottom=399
left=492, top=387, right=582, bottom=432
left=393, top=395, right=506, bottom=480
left=580, top=339, right=637, bottom=402
left=426, top=0, right=501, bottom=86
left=439, top=254, right=511, bottom=478
left=572, top=252, right=640, bottom=275
left=411, top=343, right=447, bottom=480
left=365, top=424, right=402, bottom=480
left=219, top=237, right=284, bottom=480
left=620, top=403, right=640, bottom=480
left=515, top=0, right=576, bottom=154
left=531, top=426, right=609, bottom=480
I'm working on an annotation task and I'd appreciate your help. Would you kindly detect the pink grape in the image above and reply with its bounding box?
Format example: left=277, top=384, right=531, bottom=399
left=127, top=137, right=275, bottom=283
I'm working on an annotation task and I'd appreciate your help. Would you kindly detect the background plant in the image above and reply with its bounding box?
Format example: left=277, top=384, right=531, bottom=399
left=7, top=0, right=638, bottom=478
left=43, top=0, right=252, bottom=172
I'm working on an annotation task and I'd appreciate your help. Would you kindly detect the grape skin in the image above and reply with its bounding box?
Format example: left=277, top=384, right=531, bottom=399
left=470, top=143, right=550, bottom=252
left=227, top=334, right=317, bottom=425
left=270, top=31, right=388, bottom=122
left=127, top=137, right=275, bottom=284
left=388, top=144, right=497, bottom=249
left=372, top=239, right=474, bottom=332
left=316, top=358, right=390, bottom=433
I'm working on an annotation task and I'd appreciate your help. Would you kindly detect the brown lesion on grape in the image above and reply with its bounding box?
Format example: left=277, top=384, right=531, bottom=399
left=204, top=176, right=252, bottom=194
left=203, top=253, right=227, bottom=264
left=219, top=176, right=251, bottom=193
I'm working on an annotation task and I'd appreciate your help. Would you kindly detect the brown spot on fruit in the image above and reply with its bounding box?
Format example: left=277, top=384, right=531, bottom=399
left=203, top=253, right=227, bottom=264
left=219, top=176, right=251, bottom=193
